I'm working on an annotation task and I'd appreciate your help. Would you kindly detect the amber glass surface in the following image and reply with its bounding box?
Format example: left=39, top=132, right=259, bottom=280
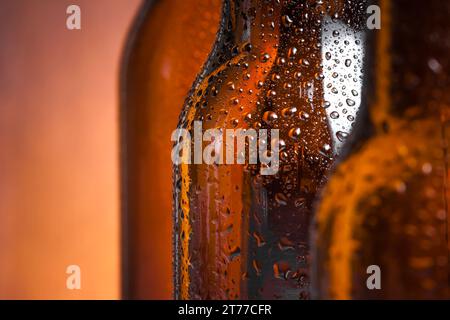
left=173, top=0, right=368, bottom=299
left=312, top=0, right=449, bottom=299
left=121, top=0, right=221, bottom=299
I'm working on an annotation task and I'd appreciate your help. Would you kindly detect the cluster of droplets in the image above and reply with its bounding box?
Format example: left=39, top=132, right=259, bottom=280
left=321, top=15, right=365, bottom=153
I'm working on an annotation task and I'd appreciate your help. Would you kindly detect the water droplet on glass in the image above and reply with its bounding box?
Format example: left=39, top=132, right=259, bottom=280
left=288, top=47, right=298, bottom=58
left=281, top=106, right=297, bottom=118
left=263, top=111, right=278, bottom=124
left=289, top=127, right=301, bottom=140
left=275, top=193, right=288, bottom=206
left=322, top=143, right=332, bottom=152
left=422, top=163, right=433, bottom=174
left=227, top=81, right=235, bottom=90
left=260, top=53, right=270, bottom=63
left=330, top=111, right=339, bottom=119
left=336, top=131, right=349, bottom=142
left=346, top=98, right=356, bottom=106
left=282, top=15, right=293, bottom=27
left=428, top=58, right=442, bottom=74
left=301, top=59, right=310, bottom=66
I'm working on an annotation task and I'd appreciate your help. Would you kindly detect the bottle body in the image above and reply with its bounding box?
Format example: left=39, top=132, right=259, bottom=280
left=312, top=0, right=450, bottom=299
left=173, top=0, right=368, bottom=299
left=121, top=0, right=221, bottom=299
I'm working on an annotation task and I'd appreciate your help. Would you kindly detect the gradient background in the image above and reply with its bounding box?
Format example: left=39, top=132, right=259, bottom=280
left=0, top=0, right=141, bottom=299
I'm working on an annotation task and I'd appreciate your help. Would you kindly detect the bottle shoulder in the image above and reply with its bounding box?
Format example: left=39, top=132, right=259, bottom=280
left=178, top=52, right=266, bottom=130
left=317, top=117, right=447, bottom=224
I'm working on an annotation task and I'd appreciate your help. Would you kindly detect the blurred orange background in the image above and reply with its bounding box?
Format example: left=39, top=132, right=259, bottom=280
left=0, top=0, right=141, bottom=299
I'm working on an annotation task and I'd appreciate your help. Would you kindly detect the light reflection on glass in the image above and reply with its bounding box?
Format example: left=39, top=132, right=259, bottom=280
left=321, top=16, right=365, bottom=154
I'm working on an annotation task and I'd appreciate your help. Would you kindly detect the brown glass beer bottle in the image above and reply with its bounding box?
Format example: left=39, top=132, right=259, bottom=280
left=173, top=0, right=369, bottom=299
left=121, top=0, right=221, bottom=299
left=312, top=0, right=449, bottom=299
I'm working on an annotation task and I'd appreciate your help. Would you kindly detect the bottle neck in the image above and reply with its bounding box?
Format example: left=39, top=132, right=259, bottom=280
left=217, top=0, right=367, bottom=53
left=370, top=0, right=450, bottom=130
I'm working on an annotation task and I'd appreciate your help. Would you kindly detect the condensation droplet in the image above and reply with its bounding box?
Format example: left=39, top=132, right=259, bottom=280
left=263, top=111, right=278, bottom=124
left=330, top=111, right=339, bottom=119
left=282, top=15, right=293, bottom=27
left=336, top=131, right=349, bottom=142
left=275, top=193, right=288, bottom=206
left=260, top=53, right=270, bottom=63
left=281, top=106, right=297, bottom=118
left=346, top=98, right=356, bottom=106
left=289, top=127, right=301, bottom=140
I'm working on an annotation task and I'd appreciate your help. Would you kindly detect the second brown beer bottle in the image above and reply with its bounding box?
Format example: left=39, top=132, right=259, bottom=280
left=312, top=0, right=449, bottom=299
left=173, top=0, right=369, bottom=299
